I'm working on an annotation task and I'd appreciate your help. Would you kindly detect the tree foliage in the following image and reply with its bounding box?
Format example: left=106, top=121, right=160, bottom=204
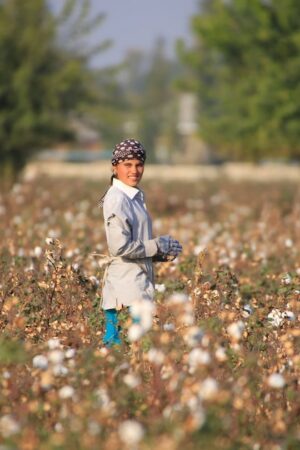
left=178, top=0, right=300, bottom=160
left=122, top=39, right=181, bottom=162
left=0, top=0, right=121, bottom=183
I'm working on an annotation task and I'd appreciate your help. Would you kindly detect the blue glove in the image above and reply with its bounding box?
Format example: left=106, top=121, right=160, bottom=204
left=155, top=235, right=182, bottom=256
left=155, top=235, right=171, bottom=253
left=168, top=239, right=183, bottom=256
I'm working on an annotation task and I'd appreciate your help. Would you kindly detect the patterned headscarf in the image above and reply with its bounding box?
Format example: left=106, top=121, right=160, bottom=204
left=111, top=139, right=146, bottom=166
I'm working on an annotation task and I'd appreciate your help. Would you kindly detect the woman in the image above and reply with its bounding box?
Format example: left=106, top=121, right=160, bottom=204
left=100, top=139, right=182, bottom=346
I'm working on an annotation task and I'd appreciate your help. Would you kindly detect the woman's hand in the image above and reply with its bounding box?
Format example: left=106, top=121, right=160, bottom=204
left=168, top=238, right=183, bottom=256
left=155, top=235, right=183, bottom=257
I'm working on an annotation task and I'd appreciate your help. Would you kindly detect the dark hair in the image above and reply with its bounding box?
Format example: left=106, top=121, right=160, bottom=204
left=98, top=174, right=116, bottom=207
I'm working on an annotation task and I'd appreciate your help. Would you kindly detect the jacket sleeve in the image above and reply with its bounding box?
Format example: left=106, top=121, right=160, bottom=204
left=105, top=213, right=158, bottom=259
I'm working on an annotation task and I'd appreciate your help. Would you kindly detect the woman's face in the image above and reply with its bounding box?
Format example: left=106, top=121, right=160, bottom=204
left=114, top=159, right=144, bottom=187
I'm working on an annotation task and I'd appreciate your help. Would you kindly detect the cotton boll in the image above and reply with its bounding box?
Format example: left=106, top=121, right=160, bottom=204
left=12, top=183, right=22, bottom=194
left=229, top=250, right=237, bottom=260
left=188, top=348, right=211, bottom=368
left=48, top=350, right=65, bottom=365
left=227, top=321, right=245, bottom=341
left=2, top=371, right=11, bottom=379
left=282, top=311, right=295, bottom=321
left=54, top=422, right=64, bottom=433
left=89, top=276, right=99, bottom=287
left=65, top=348, right=76, bottom=359
left=191, top=408, right=206, bottom=429
left=141, top=315, right=153, bottom=332
left=211, top=289, right=220, bottom=300
left=88, top=420, right=101, bottom=436
left=128, top=324, right=144, bottom=342
left=64, top=211, right=74, bottom=223
left=65, top=249, right=74, bottom=258
left=67, top=359, right=76, bottom=369
left=184, top=326, right=204, bottom=347
left=59, top=385, right=75, bottom=399
left=0, top=415, right=20, bottom=437
left=281, top=273, right=292, bottom=285
left=199, top=378, right=219, bottom=400
left=215, top=346, right=227, bottom=362
left=71, top=263, right=80, bottom=273
left=186, top=397, right=206, bottom=429
left=52, top=364, right=69, bottom=377
left=267, top=373, right=286, bottom=389
left=218, top=256, right=230, bottom=265
left=25, top=263, right=35, bottom=272
left=153, top=218, right=162, bottom=230
left=267, top=309, right=284, bottom=327
left=42, top=207, right=51, bottom=217
left=179, top=311, right=195, bottom=326
left=48, top=229, right=60, bottom=239
left=95, top=387, right=115, bottom=413
left=161, top=365, right=173, bottom=380
left=32, top=354, right=48, bottom=370
left=123, top=373, right=141, bottom=388
left=47, top=337, right=61, bottom=350
left=155, top=283, right=166, bottom=293
left=118, top=420, right=144, bottom=446
left=163, top=323, right=175, bottom=331
left=18, top=248, right=25, bottom=257
left=45, top=237, right=55, bottom=245
left=34, top=246, right=43, bottom=258
left=162, top=405, right=173, bottom=419
left=201, top=335, right=210, bottom=348
left=130, top=300, right=155, bottom=331
left=242, top=304, right=253, bottom=317
left=13, top=215, right=22, bottom=225
left=187, top=395, right=200, bottom=411
left=147, top=348, right=165, bottom=365
left=193, top=245, right=205, bottom=256
left=230, top=342, right=241, bottom=352
left=285, top=238, right=293, bottom=248
left=98, top=347, right=109, bottom=357
left=95, top=387, right=111, bottom=409
left=118, top=362, right=130, bottom=372
left=168, top=292, right=190, bottom=304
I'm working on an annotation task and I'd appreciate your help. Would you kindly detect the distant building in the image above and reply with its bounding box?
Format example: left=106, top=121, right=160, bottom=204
left=35, top=118, right=110, bottom=162
left=68, top=118, right=102, bottom=150
left=175, top=93, right=212, bottom=164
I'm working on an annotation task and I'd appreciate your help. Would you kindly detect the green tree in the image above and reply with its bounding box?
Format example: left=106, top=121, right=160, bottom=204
left=122, top=39, right=181, bottom=162
left=0, top=0, right=120, bottom=185
left=178, top=0, right=300, bottom=161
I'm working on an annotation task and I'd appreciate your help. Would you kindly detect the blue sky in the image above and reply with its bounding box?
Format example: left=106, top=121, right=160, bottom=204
left=87, top=0, right=200, bottom=66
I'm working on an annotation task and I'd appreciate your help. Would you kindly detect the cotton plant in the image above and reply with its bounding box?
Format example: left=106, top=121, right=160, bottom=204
left=1, top=175, right=300, bottom=448
left=118, top=420, right=145, bottom=447
left=127, top=299, right=156, bottom=342
left=267, top=373, right=286, bottom=389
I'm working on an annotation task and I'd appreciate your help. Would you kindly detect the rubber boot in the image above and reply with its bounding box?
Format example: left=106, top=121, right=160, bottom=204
left=103, top=309, right=121, bottom=347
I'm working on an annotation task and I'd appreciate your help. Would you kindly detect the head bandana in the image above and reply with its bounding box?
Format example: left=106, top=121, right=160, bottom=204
left=111, top=139, right=146, bottom=166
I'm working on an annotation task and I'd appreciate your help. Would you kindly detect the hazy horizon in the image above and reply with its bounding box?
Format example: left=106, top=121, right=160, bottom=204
left=90, top=0, right=199, bottom=66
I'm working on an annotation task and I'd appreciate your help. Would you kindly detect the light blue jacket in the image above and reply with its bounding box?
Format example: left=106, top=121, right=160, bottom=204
left=102, top=178, right=158, bottom=309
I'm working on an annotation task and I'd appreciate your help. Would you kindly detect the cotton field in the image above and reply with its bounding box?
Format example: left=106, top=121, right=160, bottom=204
left=0, top=176, right=299, bottom=450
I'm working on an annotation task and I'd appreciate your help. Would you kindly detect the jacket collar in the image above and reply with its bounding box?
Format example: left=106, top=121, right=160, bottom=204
left=113, top=178, right=141, bottom=200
